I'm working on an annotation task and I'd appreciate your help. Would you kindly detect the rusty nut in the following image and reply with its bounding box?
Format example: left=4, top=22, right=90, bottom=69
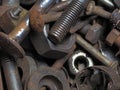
left=30, top=25, right=76, bottom=59
left=85, top=23, right=103, bottom=44
left=106, top=29, right=120, bottom=46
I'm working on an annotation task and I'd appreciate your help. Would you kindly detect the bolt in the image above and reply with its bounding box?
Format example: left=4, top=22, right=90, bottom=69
left=0, top=0, right=56, bottom=58
left=86, top=1, right=120, bottom=30
left=0, top=55, right=22, bottom=90
left=86, top=1, right=111, bottom=19
left=76, top=34, right=118, bottom=69
left=10, top=7, right=23, bottom=19
left=48, top=0, right=90, bottom=44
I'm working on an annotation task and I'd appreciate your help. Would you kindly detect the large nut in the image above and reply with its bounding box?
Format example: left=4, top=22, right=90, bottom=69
left=30, top=25, right=76, bottom=59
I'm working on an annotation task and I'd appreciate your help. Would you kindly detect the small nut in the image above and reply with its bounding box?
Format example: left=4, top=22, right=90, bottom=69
left=68, top=50, right=94, bottom=75
left=106, top=29, right=120, bottom=46
left=85, top=23, right=103, bottom=44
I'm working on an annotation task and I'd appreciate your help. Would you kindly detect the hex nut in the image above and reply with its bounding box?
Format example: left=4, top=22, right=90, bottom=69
left=106, top=29, right=120, bottom=46
left=85, top=23, right=103, bottom=44
left=30, top=25, right=76, bottom=59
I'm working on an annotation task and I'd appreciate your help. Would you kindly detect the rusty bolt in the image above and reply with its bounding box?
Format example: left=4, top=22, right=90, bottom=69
left=76, top=34, right=118, bottom=68
left=48, top=0, right=90, bottom=44
left=86, top=1, right=111, bottom=19
left=86, top=1, right=120, bottom=30
left=0, top=0, right=56, bottom=58
left=0, top=55, right=23, bottom=90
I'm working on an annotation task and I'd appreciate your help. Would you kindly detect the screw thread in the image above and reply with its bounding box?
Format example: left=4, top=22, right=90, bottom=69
left=48, top=0, right=89, bottom=44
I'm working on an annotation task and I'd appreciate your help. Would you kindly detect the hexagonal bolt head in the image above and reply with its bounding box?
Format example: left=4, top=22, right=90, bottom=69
left=85, top=23, right=103, bottom=44
left=30, top=25, right=76, bottom=59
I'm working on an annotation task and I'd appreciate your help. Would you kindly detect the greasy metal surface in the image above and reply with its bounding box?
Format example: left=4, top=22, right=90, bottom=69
left=76, top=34, right=118, bottom=68
left=27, top=66, right=70, bottom=90
left=1, top=56, right=23, bottom=90
left=8, top=14, right=30, bottom=43
left=30, top=25, right=76, bottom=59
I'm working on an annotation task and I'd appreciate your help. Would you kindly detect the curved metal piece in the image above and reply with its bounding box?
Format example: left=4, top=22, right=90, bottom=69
left=68, top=50, right=93, bottom=75
left=75, top=66, right=120, bottom=90
left=17, top=56, right=37, bottom=90
left=27, top=66, right=70, bottom=90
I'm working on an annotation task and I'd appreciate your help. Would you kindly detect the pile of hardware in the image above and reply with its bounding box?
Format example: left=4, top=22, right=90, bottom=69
left=1, top=0, right=120, bottom=90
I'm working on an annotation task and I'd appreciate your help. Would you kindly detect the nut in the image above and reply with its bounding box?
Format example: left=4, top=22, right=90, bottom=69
left=106, top=29, right=120, bottom=46
left=30, top=25, right=76, bottom=59
left=68, top=50, right=93, bottom=75
left=85, top=23, right=103, bottom=44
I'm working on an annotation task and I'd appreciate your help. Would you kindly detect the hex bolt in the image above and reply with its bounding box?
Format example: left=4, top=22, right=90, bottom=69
left=76, top=34, right=118, bottom=69
left=86, top=1, right=120, bottom=30
left=0, top=0, right=56, bottom=58
left=48, top=0, right=90, bottom=44
left=10, top=6, right=23, bottom=19
left=0, top=56, right=22, bottom=90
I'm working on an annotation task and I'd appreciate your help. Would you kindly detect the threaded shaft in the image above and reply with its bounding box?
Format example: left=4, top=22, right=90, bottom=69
left=48, top=0, right=89, bottom=44
left=0, top=56, right=23, bottom=90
